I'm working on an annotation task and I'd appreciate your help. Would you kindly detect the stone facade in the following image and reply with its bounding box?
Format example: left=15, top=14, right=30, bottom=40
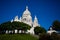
left=11, top=6, right=40, bottom=34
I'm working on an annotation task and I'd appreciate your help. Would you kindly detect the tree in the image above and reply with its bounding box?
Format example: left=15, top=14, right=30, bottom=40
left=0, top=21, right=31, bottom=33
left=34, top=26, right=46, bottom=35
left=0, top=21, right=12, bottom=30
left=12, top=21, right=31, bottom=31
left=52, top=20, right=60, bottom=31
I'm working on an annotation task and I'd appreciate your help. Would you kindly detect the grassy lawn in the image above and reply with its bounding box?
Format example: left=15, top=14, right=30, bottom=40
left=0, top=34, right=38, bottom=40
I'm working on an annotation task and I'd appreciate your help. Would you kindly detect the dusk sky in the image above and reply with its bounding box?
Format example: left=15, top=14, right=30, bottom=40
left=0, top=0, right=60, bottom=30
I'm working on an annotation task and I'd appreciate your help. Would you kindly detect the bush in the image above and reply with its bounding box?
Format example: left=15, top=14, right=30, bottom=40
left=39, top=33, right=60, bottom=40
left=39, top=33, right=51, bottom=40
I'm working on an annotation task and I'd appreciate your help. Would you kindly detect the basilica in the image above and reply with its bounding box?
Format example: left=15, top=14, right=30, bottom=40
left=11, top=6, right=40, bottom=34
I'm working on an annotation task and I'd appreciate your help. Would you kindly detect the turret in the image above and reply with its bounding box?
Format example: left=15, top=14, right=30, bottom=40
left=14, top=15, right=18, bottom=21
left=11, top=19, right=13, bottom=23
left=33, top=16, right=39, bottom=27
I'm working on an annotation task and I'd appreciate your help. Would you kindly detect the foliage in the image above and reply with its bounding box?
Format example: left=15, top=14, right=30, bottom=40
left=0, top=21, right=31, bottom=33
left=52, top=20, right=60, bottom=31
left=11, top=21, right=31, bottom=30
left=0, top=21, right=12, bottom=30
left=34, top=26, right=46, bottom=35
left=39, top=33, right=60, bottom=40
left=51, top=32, right=60, bottom=40
left=0, top=34, right=38, bottom=40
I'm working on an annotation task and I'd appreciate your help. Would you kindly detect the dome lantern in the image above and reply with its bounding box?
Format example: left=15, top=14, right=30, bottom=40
left=23, top=6, right=31, bottom=16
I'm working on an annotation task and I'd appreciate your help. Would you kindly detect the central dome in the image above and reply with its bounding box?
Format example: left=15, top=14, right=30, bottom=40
left=23, top=6, right=31, bottom=15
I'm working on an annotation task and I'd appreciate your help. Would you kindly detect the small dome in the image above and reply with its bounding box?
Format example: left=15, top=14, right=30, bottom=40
left=23, top=6, right=31, bottom=15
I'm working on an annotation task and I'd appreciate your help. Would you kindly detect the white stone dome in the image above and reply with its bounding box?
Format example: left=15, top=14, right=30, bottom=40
left=23, top=6, right=31, bottom=15
left=28, top=15, right=32, bottom=19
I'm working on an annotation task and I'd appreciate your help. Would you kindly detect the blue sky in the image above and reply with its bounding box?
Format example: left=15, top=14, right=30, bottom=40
left=0, top=0, right=60, bottom=30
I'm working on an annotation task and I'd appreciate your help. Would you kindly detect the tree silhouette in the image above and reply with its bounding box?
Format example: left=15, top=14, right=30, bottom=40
left=34, top=26, right=46, bottom=35
left=52, top=20, right=60, bottom=31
